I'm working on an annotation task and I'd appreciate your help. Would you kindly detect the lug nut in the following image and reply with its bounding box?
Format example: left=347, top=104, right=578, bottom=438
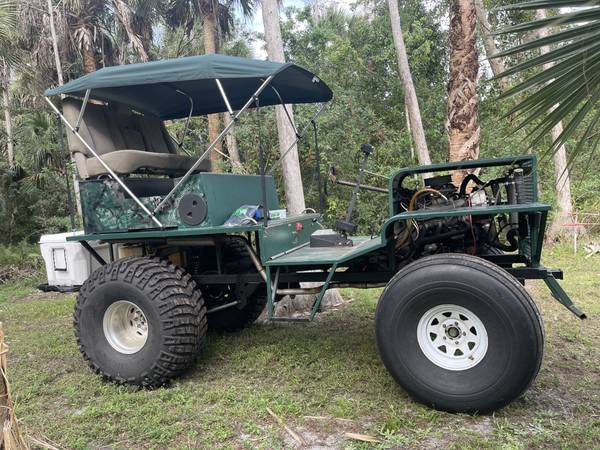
left=463, top=332, right=466, bottom=336
left=455, top=341, right=459, bottom=345
left=442, top=324, right=446, bottom=328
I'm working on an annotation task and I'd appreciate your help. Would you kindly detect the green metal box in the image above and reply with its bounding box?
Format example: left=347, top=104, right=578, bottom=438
left=79, top=173, right=280, bottom=234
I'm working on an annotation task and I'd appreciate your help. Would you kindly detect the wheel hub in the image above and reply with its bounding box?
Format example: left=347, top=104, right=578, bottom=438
left=417, top=304, right=488, bottom=371
left=103, top=300, right=148, bottom=354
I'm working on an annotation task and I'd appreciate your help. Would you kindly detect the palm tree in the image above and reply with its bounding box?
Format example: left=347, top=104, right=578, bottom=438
left=447, top=0, right=480, bottom=185
left=493, top=1, right=600, bottom=238
left=261, top=0, right=305, bottom=213
left=64, top=0, right=110, bottom=72
left=474, top=0, right=507, bottom=88
left=533, top=8, right=573, bottom=240
left=166, top=0, right=255, bottom=171
left=40, top=0, right=162, bottom=75
left=0, top=0, right=18, bottom=166
left=111, top=0, right=163, bottom=62
left=387, top=0, right=432, bottom=169
left=494, top=0, right=600, bottom=164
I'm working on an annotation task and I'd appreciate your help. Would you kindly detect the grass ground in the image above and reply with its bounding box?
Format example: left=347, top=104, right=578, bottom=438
left=1, top=244, right=599, bottom=449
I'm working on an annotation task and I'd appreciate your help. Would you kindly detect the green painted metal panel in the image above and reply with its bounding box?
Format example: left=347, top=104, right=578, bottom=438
left=67, top=213, right=316, bottom=245
left=197, top=173, right=279, bottom=226
left=266, top=236, right=383, bottom=266
left=78, top=173, right=279, bottom=234
left=259, top=214, right=324, bottom=262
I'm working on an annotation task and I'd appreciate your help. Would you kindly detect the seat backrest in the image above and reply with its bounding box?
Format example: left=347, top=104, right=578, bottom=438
left=62, top=98, right=120, bottom=156
left=62, top=98, right=122, bottom=178
left=62, top=97, right=178, bottom=178
left=136, top=114, right=176, bottom=154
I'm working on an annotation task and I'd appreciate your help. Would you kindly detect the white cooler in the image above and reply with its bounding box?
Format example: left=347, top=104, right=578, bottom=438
left=39, top=232, right=109, bottom=288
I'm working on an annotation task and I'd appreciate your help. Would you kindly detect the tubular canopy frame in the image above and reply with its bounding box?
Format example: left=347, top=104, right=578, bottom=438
left=44, top=96, right=164, bottom=228
left=45, top=55, right=333, bottom=228
left=153, top=75, right=275, bottom=214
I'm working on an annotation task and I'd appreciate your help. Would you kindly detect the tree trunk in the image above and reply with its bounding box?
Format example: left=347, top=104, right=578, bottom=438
left=447, top=0, right=480, bottom=186
left=387, top=0, right=432, bottom=168
left=223, top=112, right=242, bottom=172
left=547, top=120, right=574, bottom=240
left=2, top=69, right=14, bottom=165
left=48, top=0, right=64, bottom=85
left=112, top=0, right=149, bottom=61
left=202, top=11, right=222, bottom=172
left=474, top=0, right=508, bottom=88
left=48, top=0, right=83, bottom=220
left=536, top=9, right=574, bottom=241
left=81, top=27, right=97, bottom=73
left=261, top=0, right=306, bottom=213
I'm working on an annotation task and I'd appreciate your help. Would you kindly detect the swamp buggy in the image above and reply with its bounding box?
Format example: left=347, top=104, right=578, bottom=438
left=43, top=54, right=586, bottom=413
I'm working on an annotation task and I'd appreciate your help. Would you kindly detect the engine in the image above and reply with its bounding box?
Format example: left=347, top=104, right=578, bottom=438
left=393, top=169, right=528, bottom=259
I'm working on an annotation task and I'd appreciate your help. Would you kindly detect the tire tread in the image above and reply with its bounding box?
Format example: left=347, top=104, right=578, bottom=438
left=74, top=257, right=207, bottom=388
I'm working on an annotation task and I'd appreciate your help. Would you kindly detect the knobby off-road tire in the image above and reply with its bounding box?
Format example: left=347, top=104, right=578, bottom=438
left=202, top=238, right=267, bottom=333
left=375, top=253, right=544, bottom=413
left=74, top=257, right=207, bottom=388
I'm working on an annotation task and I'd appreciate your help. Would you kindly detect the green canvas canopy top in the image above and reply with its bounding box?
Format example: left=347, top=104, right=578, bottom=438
left=44, top=54, right=333, bottom=120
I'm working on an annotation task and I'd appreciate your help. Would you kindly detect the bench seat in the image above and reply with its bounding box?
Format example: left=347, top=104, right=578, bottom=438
left=86, top=149, right=210, bottom=177
left=62, top=97, right=210, bottom=179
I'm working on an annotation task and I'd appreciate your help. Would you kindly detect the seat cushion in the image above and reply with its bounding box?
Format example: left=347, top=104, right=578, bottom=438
left=86, top=150, right=211, bottom=177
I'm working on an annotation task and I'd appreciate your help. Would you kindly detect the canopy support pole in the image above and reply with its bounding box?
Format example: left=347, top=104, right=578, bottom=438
left=74, top=89, right=91, bottom=132
left=268, top=102, right=328, bottom=175
left=269, top=85, right=298, bottom=137
left=153, top=75, right=275, bottom=215
left=44, top=96, right=164, bottom=228
left=215, top=79, right=234, bottom=116
left=256, top=96, right=269, bottom=226
left=174, top=89, right=194, bottom=155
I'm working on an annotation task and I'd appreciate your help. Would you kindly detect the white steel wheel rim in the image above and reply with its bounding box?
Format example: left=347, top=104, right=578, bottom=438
left=417, top=304, right=488, bottom=371
left=103, top=300, right=149, bottom=354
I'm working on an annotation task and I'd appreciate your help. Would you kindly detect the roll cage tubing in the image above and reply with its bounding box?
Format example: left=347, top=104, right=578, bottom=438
left=44, top=76, right=329, bottom=228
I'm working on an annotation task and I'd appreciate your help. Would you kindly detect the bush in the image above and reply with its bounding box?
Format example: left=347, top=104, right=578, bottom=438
left=0, top=242, right=43, bottom=283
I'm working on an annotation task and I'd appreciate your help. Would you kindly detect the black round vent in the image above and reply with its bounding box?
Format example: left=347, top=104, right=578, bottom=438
left=178, top=193, right=208, bottom=226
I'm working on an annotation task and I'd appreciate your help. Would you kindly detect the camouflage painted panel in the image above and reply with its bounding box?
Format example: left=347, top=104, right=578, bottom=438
left=157, top=175, right=206, bottom=227
left=78, top=173, right=276, bottom=234
left=80, top=180, right=177, bottom=234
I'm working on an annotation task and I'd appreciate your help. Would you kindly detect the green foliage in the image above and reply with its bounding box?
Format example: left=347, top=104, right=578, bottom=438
left=0, top=241, right=43, bottom=282
left=495, top=0, right=600, bottom=163
left=0, top=111, right=74, bottom=243
left=0, top=0, right=19, bottom=67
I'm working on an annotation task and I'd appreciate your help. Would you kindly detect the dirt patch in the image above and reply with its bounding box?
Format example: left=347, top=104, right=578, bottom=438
left=278, top=416, right=377, bottom=450
left=257, top=289, right=352, bottom=322
left=14, top=290, right=71, bottom=303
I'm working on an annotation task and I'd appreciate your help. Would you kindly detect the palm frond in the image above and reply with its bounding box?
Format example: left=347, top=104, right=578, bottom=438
left=0, top=0, right=17, bottom=41
left=0, top=0, right=21, bottom=68
left=495, top=1, right=600, bottom=162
